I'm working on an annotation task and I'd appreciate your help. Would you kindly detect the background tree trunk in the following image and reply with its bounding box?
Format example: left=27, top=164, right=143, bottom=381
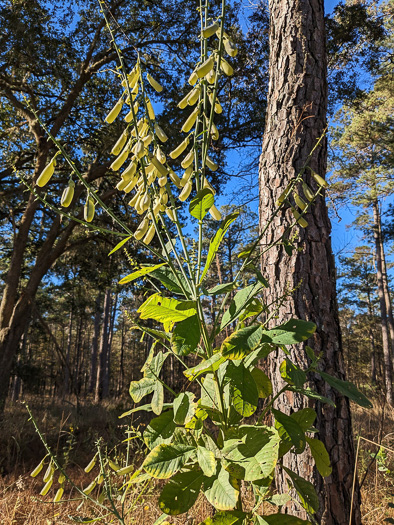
left=259, top=0, right=361, bottom=522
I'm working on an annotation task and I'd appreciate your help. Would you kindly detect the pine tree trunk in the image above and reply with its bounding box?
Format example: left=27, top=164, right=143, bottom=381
left=89, top=294, right=102, bottom=394
left=95, top=288, right=111, bottom=402
left=259, top=1, right=360, bottom=522
left=372, top=199, right=393, bottom=405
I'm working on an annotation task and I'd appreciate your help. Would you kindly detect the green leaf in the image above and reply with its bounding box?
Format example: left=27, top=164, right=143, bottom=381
left=144, top=411, right=177, bottom=449
left=159, top=469, right=204, bottom=515
left=259, top=515, right=311, bottom=525
left=280, top=359, right=307, bottom=387
left=142, top=443, right=195, bottom=479
left=129, top=377, right=156, bottom=403
left=272, top=408, right=306, bottom=454
left=267, top=493, right=292, bottom=506
left=200, top=212, right=239, bottom=283
left=171, top=315, right=201, bottom=356
left=189, top=188, right=215, bottom=220
left=119, top=403, right=172, bottom=419
left=144, top=351, right=169, bottom=379
left=138, top=294, right=196, bottom=331
left=200, top=511, right=246, bottom=525
left=221, top=325, right=264, bottom=360
left=173, top=392, right=196, bottom=425
left=263, top=319, right=316, bottom=345
left=152, top=383, right=164, bottom=415
left=220, top=283, right=263, bottom=330
left=203, top=466, right=239, bottom=511
left=184, top=354, right=225, bottom=381
left=150, top=267, right=188, bottom=295
left=306, top=436, right=332, bottom=477
left=290, top=408, right=317, bottom=432
left=119, top=263, right=167, bottom=284
left=251, top=368, right=272, bottom=399
left=207, top=282, right=238, bottom=295
left=108, top=235, right=132, bottom=256
left=283, top=466, right=319, bottom=514
left=226, top=361, right=259, bottom=417
left=319, top=371, right=373, bottom=408
left=289, top=386, right=336, bottom=407
left=197, top=446, right=216, bottom=477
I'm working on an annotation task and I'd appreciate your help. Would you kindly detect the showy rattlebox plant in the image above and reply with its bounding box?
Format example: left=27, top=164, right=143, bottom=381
left=23, top=0, right=373, bottom=523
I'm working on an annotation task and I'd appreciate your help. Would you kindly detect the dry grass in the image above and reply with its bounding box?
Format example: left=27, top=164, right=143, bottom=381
left=0, top=396, right=393, bottom=524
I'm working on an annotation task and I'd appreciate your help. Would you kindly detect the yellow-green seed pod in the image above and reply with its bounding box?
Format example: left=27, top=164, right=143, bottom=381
left=146, top=98, right=155, bottom=120
left=179, top=181, right=192, bottom=201
left=53, top=487, right=64, bottom=503
left=160, top=192, right=168, bottom=205
left=203, top=178, right=216, bottom=195
left=208, top=92, right=222, bottom=114
left=121, top=67, right=139, bottom=89
left=124, top=176, right=139, bottom=194
left=111, top=130, right=128, bottom=156
left=209, top=204, right=222, bottom=220
left=206, top=69, right=215, bottom=84
left=134, top=217, right=150, bottom=240
left=98, top=490, right=106, bottom=504
left=152, top=199, right=161, bottom=217
left=170, top=137, right=190, bottom=159
left=134, top=140, right=145, bottom=159
left=203, top=21, right=220, bottom=38
left=31, top=457, right=46, bottom=478
left=135, top=194, right=145, bottom=215
left=166, top=208, right=176, bottom=222
left=123, top=159, right=138, bottom=178
left=224, top=38, right=238, bottom=57
left=276, top=186, right=291, bottom=207
left=128, top=191, right=141, bottom=207
left=40, top=477, right=53, bottom=496
left=143, top=223, right=156, bottom=245
left=59, top=179, right=75, bottom=206
left=37, top=156, right=57, bottom=187
left=84, top=455, right=97, bottom=474
left=145, top=162, right=155, bottom=174
left=147, top=171, right=157, bottom=185
left=58, top=472, right=65, bottom=484
left=142, top=133, right=153, bottom=148
left=84, top=196, right=95, bottom=223
left=187, top=86, right=201, bottom=106
left=196, top=56, right=214, bottom=78
left=141, top=193, right=151, bottom=212
left=83, top=480, right=97, bottom=496
left=105, top=98, right=124, bottom=124
left=147, top=73, right=163, bottom=93
left=188, top=71, right=198, bottom=86
left=168, top=170, right=181, bottom=188
left=219, top=57, right=234, bottom=76
left=302, top=182, right=314, bottom=202
left=96, top=473, right=104, bottom=485
left=111, top=148, right=129, bottom=171
left=311, top=170, right=328, bottom=188
left=291, top=207, right=308, bottom=228
left=108, top=460, right=120, bottom=472
left=206, top=155, right=218, bottom=171
left=209, top=121, right=219, bottom=140
left=178, top=91, right=191, bottom=109
left=156, top=146, right=166, bottom=164
left=180, top=169, right=192, bottom=187
left=150, top=155, right=168, bottom=177
left=158, top=175, right=168, bottom=187
left=43, top=461, right=54, bottom=483
left=155, top=124, right=168, bottom=142
left=181, top=149, right=194, bottom=169
left=116, top=464, right=135, bottom=476
left=294, top=193, right=307, bottom=211
left=181, top=106, right=199, bottom=133
left=124, top=102, right=140, bottom=123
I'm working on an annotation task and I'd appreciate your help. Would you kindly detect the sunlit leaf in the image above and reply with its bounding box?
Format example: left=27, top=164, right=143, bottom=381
left=189, top=188, right=215, bottom=220
left=142, top=443, right=195, bottom=479
left=119, top=263, right=167, bottom=284
left=159, top=469, right=204, bottom=515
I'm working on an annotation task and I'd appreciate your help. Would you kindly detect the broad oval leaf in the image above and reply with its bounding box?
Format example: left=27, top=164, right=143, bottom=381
left=142, top=443, right=195, bottom=479
left=138, top=294, right=197, bottom=331
left=200, top=510, right=246, bottom=524
left=119, top=263, right=166, bottom=284
left=152, top=383, right=164, bottom=415
left=319, top=371, right=373, bottom=408
left=251, top=368, right=272, bottom=399
left=226, top=362, right=259, bottom=417
left=189, top=188, right=215, bottom=220
left=173, top=392, right=196, bottom=425
left=203, top=466, right=239, bottom=511
left=171, top=315, right=201, bottom=356
left=283, top=466, right=319, bottom=514
left=159, top=469, right=204, bottom=515
left=306, top=436, right=332, bottom=477
left=263, top=319, right=316, bottom=345
left=129, top=377, right=156, bottom=403
left=197, top=446, right=216, bottom=477
left=280, top=359, right=307, bottom=387
left=184, top=354, right=225, bottom=381
left=144, top=410, right=177, bottom=449
left=272, top=408, right=306, bottom=455
left=221, top=325, right=264, bottom=360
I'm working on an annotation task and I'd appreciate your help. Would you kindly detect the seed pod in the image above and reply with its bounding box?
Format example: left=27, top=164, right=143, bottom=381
left=276, top=185, right=291, bottom=206
left=141, top=193, right=151, bottom=212
left=53, top=487, right=64, bottom=503
left=43, top=461, right=54, bottom=483
left=58, top=473, right=65, bottom=484
left=180, top=166, right=193, bottom=187
left=143, top=223, right=156, bottom=245
left=105, top=98, right=124, bottom=124
left=124, top=176, right=139, bottom=194
left=31, top=457, right=46, bottom=478
left=294, top=193, right=307, bottom=211
left=155, top=124, right=168, bottom=142
left=111, top=130, right=128, bottom=156
left=188, top=71, right=198, bottom=85
left=181, top=106, right=199, bottom=133
left=84, top=196, right=95, bottom=222
left=205, top=70, right=215, bottom=85
left=115, top=463, right=135, bottom=476
left=187, top=85, right=201, bottom=106
left=155, top=146, right=166, bottom=164
left=181, top=149, right=194, bottom=169
left=110, top=148, right=129, bottom=171
left=147, top=171, right=157, bottom=185
left=96, top=473, right=104, bottom=484
left=168, top=170, right=182, bottom=188
left=60, top=179, right=75, bottom=207
left=147, top=73, right=163, bottom=93
left=40, top=477, right=53, bottom=496
left=203, top=21, right=220, bottom=38
left=196, top=56, right=214, bottom=78
left=219, top=57, right=234, bottom=76
left=209, top=204, right=222, bottom=220
left=209, top=120, right=219, bottom=140
left=311, top=170, right=328, bottom=188
left=121, top=66, right=139, bottom=89
left=160, top=192, right=168, bottom=205
left=146, top=98, right=155, bottom=120
left=84, top=455, right=97, bottom=474
left=152, top=198, right=161, bottom=217
left=108, top=460, right=120, bottom=472
left=203, top=178, right=216, bottom=195
left=206, top=155, right=218, bottom=171
left=134, top=140, right=145, bottom=159
left=178, top=91, right=191, bottom=109
left=37, top=156, right=57, bottom=187
left=208, top=92, right=222, bottom=114
left=291, top=207, right=308, bottom=228
left=134, top=217, right=150, bottom=240
left=166, top=208, right=176, bottom=222
left=179, top=181, right=192, bottom=201
left=124, top=102, right=140, bottom=123
left=123, top=159, right=138, bottom=178
left=170, top=137, right=190, bottom=159
left=150, top=155, right=168, bottom=177
left=142, top=133, right=153, bottom=148
left=224, top=38, right=238, bottom=57
left=83, top=480, right=97, bottom=496
left=302, top=182, right=314, bottom=202
left=158, top=175, right=168, bottom=187
left=128, top=191, right=141, bottom=207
